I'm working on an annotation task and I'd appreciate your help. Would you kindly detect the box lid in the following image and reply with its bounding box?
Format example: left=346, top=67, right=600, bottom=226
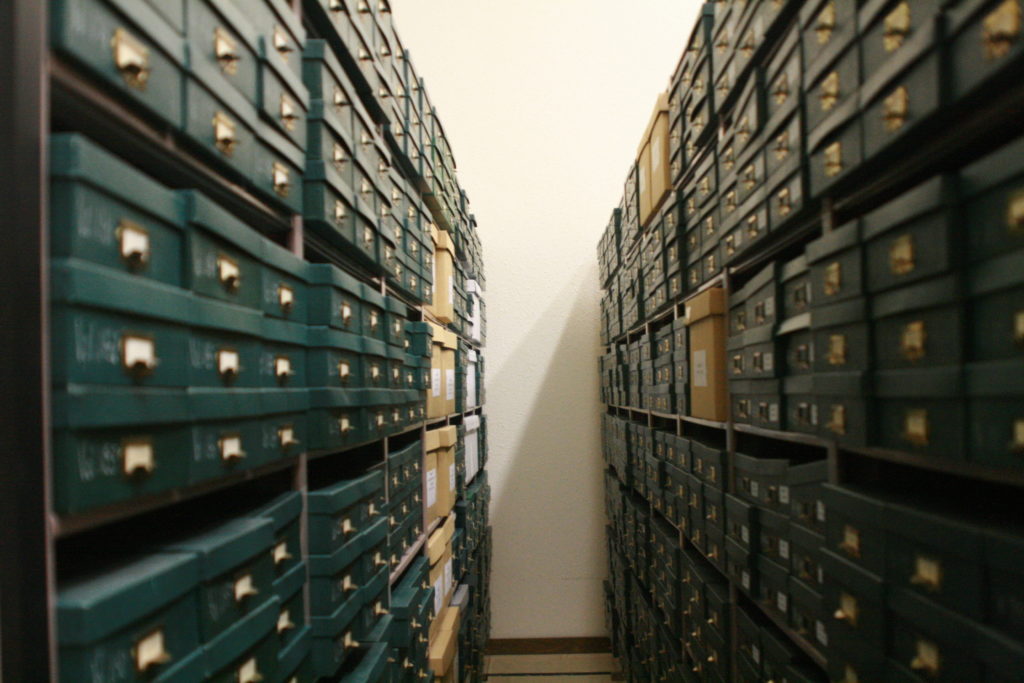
left=306, top=326, right=361, bottom=353
left=685, top=287, right=726, bottom=324
left=202, top=597, right=279, bottom=676
left=437, top=425, right=458, bottom=448
left=885, top=499, right=981, bottom=555
left=873, top=274, right=960, bottom=319
left=863, top=176, right=952, bottom=242
left=361, top=283, right=385, bottom=308
left=427, top=518, right=455, bottom=566
left=50, top=134, right=182, bottom=228
left=965, top=359, right=1024, bottom=397
left=307, top=470, right=383, bottom=515
left=57, top=553, right=200, bottom=644
left=820, top=548, right=885, bottom=597
left=874, top=366, right=962, bottom=398
left=161, top=517, right=274, bottom=580
left=805, top=221, right=860, bottom=264
left=306, top=263, right=362, bottom=297
left=251, top=491, right=302, bottom=532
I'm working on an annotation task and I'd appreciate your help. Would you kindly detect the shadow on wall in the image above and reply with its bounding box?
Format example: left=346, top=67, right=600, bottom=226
left=487, top=261, right=608, bottom=638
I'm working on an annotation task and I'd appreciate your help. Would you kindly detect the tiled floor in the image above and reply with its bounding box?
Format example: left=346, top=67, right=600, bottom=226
left=485, top=653, right=619, bottom=681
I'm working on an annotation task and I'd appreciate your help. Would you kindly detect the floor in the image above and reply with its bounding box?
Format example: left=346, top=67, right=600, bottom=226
left=485, top=653, right=619, bottom=681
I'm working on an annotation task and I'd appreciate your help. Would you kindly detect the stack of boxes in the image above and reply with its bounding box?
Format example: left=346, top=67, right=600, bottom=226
left=600, top=0, right=1024, bottom=681
left=48, top=0, right=489, bottom=680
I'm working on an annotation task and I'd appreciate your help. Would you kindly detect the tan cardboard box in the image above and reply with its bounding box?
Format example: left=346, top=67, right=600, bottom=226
left=686, top=287, right=728, bottom=421
left=428, top=322, right=445, bottom=418
left=442, top=330, right=457, bottom=416
left=424, top=440, right=439, bottom=524
left=638, top=91, right=671, bottom=228
left=428, top=605, right=461, bottom=676
left=438, top=426, right=457, bottom=515
left=431, top=226, right=456, bottom=323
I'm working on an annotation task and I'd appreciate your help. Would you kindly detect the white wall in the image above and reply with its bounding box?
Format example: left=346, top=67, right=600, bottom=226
left=390, top=0, right=703, bottom=638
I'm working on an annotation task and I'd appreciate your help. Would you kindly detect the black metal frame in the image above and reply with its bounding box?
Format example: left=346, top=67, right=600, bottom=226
left=0, top=0, right=55, bottom=678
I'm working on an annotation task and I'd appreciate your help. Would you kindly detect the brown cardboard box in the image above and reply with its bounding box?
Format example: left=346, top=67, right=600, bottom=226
left=430, top=226, right=456, bottom=323
left=638, top=91, right=671, bottom=228
left=686, top=287, right=728, bottom=421
left=428, top=605, right=461, bottom=677
left=428, top=322, right=445, bottom=418
left=442, top=330, right=457, bottom=416
left=437, top=426, right=457, bottom=517
left=424, top=439, right=439, bottom=524
left=638, top=142, right=652, bottom=228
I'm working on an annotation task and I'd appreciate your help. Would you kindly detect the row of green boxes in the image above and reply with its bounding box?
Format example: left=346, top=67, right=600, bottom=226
left=301, top=39, right=437, bottom=302
left=818, top=482, right=1024, bottom=681
left=725, top=130, right=1024, bottom=469
left=52, top=0, right=308, bottom=215
left=58, top=492, right=312, bottom=683
left=389, top=557, right=435, bottom=683
left=387, top=440, right=425, bottom=573
left=600, top=0, right=1024, bottom=338
left=607, top=473, right=829, bottom=682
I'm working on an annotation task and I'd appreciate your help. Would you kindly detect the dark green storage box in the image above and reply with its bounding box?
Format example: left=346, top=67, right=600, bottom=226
left=823, top=483, right=886, bottom=575
left=50, top=134, right=185, bottom=288
left=255, top=121, right=304, bottom=215
left=784, top=373, right=818, bottom=435
left=186, top=0, right=260, bottom=106
left=252, top=491, right=303, bottom=583
left=780, top=255, right=812, bottom=320
left=808, top=99, right=863, bottom=198
left=57, top=553, right=203, bottom=683
left=304, top=159, right=359, bottom=255
left=873, top=274, right=963, bottom=370
left=691, top=440, right=725, bottom=487
left=731, top=378, right=782, bottom=429
left=984, top=526, right=1024, bottom=641
left=275, top=626, right=312, bottom=683
left=733, top=451, right=789, bottom=511
left=959, top=132, right=1024, bottom=264
left=884, top=499, right=985, bottom=619
left=202, top=598, right=279, bottom=682
left=726, top=536, right=757, bottom=594
left=184, top=59, right=260, bottom=184
left=888, top=586, right=984, bottom=682
left=860, top=18, right=943, bottom=164
left=966, top=359, right=1024, bottom=470
left=307, top=264, right=363, bottom=333
left=814, top=371, right=871, bottom=445
left=51, top=0, right=186, bottom=127
left=181, top=190, right=265, bottom=312
left=801, top=0, right=858, bottom=84
left=967, top=249, right=1024, bottom=363
left=261, top=240, right=308, bottom=323
left=726, top=493, right=759, bottom=552
left=821, top=548, right=886, bottom=650
left=862, top=175, right=958, bottom=293
left=759, top=508, right=792, bottom=567
left=947, top=0, right=1024, bottom=102
left=790, top=576, right=828, bottom=652
left=306, top=327, right=363, bottom=390
left=161, top=517, right=276, bottom=642
left=307, top=470, right=385, bottom=556
left=873, top=366, right=965, bottom=459
left=308, top=519, right=388, bottom=617
left=786, top=459, right=829, bottom=534
left=258, top=42, right=309, bottom=153
left=806, top=221, right=863, bottom=307
left=791, top=523, right=826, bottom=592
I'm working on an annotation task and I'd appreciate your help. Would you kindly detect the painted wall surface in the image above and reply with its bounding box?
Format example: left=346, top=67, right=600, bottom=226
left=390, top=0, right=703, bottom=638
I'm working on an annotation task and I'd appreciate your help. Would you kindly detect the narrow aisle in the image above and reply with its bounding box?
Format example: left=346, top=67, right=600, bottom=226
left=485, top=653, right=619, bottom=681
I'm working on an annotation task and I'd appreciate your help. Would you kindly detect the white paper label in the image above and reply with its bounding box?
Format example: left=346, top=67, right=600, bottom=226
left=816, top=620, right=829, bottom=646
left=779, top=486, right=790, bottom=505
left=811, top=403, right=819, bottom=425
left=765, top=296, right=775, bottom=318
left=776, top=592, right=788, bottom=613
left=779, top=539, right=790, bottom=560
left=816, top=500, right=827, bottom=522
left=750, top=481, right=760, bottom=498
left=446, top=369, right=455, bottom=401
left=431, top=368, right=442, bottom=397
left=692, top=349, right=708, bottom=387
left=449, top=463, right=456, bottom=493
left=426, top=469, right=437, bottom=508
left=764, top=352, right=774, bottom=372
left=741, top=525, right=750, bottom=545
left=444, top=558, right=453, bottom=597
left=752, top=645, right=761, bottom=663
left=448, top=275, right=454, bottom=308
left=433, top=575, right=444, bottom=616
left=769, top=403, right=779, bottom=423
left=742, top=571, right=751, bottom=590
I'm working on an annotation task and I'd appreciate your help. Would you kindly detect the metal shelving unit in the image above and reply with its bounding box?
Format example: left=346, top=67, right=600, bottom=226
left=0, top=1, right=489, bottom=678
